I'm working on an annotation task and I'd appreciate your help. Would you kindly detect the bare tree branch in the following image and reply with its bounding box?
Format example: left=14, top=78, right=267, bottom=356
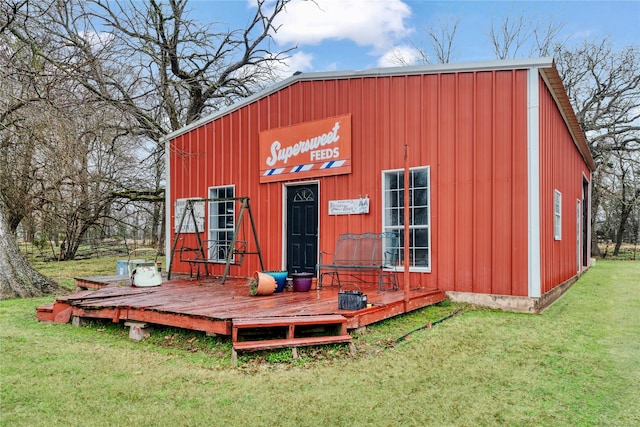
left=489, top=15, right=564, bottom=59
left=427, top=16, right=459, bottom=64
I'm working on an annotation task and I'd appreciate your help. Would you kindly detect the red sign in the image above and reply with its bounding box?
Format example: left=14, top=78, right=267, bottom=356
left=259, top=114, right=351, bottom=183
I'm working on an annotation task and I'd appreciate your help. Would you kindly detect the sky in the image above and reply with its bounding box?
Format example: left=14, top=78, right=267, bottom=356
left=191, top=0, right=640, bottom=76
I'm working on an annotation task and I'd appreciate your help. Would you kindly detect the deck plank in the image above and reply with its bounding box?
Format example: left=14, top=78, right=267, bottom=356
left=38, top=276, right=445, bottom=336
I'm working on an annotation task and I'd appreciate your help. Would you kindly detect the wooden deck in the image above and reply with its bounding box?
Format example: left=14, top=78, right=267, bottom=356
left=37, top=275, right=445, bottom=357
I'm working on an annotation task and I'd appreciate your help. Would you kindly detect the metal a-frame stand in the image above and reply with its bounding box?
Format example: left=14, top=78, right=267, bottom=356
left=167, top=197, right=264, bottom=283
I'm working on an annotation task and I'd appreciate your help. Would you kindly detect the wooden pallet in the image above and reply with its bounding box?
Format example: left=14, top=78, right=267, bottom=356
left=231, top=315, right=353, bottom=363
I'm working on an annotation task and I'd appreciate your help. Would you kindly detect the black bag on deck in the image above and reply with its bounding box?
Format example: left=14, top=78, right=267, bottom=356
left=338, top=290, right=367, bottom=310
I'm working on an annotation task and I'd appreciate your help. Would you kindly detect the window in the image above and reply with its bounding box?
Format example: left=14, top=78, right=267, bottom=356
left=208, top=186, right=235, bottom=262
left=554, top=190, right=562, bottom=240
left=383, top=166, right=430, bottom=271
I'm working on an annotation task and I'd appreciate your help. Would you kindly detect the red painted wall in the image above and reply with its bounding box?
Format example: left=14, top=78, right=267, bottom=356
left=538, top=76, right=591, bottom=294
left=169, top=69, right=532, bottom=296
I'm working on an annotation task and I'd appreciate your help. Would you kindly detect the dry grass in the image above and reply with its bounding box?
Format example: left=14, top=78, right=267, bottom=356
left=597, top=242, right=640, bottom=260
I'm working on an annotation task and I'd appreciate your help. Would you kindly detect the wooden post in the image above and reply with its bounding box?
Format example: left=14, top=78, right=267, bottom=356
left=167, top=198, right=190, bottom=279
left=403, top=144, right=410, bottom=310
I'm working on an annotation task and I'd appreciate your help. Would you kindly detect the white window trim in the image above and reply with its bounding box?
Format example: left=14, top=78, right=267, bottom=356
left=208, top=185, right=236, bottom=263
left=554, top=189, right=562, bottom=241
left=381, top=166, right=431, bottom=273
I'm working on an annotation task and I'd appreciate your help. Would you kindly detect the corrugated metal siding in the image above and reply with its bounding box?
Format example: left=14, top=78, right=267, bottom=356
left=454, top=73, right=474, bottom=291
left=538, top=76, right=590, bottom=294
left=473, top=72, right=494, bottom=293
left=169, top=69, right=530, bottom=296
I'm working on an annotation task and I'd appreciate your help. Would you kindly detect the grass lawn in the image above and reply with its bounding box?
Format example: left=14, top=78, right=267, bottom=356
left=1, top=260, right=638, bottom=426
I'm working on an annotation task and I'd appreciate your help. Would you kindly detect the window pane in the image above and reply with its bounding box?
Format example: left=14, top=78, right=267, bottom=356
left=412, top=207, right=429, bottom=225
left=387, top=207, right=401, bottom=226
left=388, top=190, right=397, bottom=208
left=414, top=248, right=430, bottom=267
left=414, top=228, right=429, bottom=247
left=389, top=188, right=403, bottom=208
left=384, top=207, right=393, bottom=226
left=412, top=170, right=427, bottom=187
left=413, top=189, right=428, bottom=206
left=386, top=172, right=398, bottom=191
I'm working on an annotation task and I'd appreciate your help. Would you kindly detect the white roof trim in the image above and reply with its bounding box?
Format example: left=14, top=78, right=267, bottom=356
left=162, top=57, right=555, bottom=143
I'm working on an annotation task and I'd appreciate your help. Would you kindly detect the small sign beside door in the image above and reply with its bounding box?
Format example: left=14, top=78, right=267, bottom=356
left=329, top=196, right=369, bottom=215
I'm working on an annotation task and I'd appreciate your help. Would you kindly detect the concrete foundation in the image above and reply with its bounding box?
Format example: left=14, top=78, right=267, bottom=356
left=71, top=316, right=86, bottom=327
left=124, top=321, right=153, bottom=341
left=446, top=274, right=581, bottom=314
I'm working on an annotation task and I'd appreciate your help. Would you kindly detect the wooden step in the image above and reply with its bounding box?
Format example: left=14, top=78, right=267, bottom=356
left=231, top=315, right=352, bottom=363
left=36, top=302, right=73, bottom=323
left=233, top=314, right=347, bottom=329
left=35, top=304, right=54, bottom=322
left=232, top=315, right=347, bottom=342
left=233, top=335, right=352, bottom=352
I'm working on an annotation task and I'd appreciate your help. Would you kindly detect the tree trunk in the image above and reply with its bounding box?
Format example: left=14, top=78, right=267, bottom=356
left=613, top=230, right=624, bottom=257
left=0, top=199, right=64, bottom=299
left=590, top=199, right=602, bottom=258
left=158, top=208, right=166, bottom=256
left=589, top=170, right=603, bottom=258
left=151, top=199, right=162, bottom=248
left=612, top=189, right=640, bottom=256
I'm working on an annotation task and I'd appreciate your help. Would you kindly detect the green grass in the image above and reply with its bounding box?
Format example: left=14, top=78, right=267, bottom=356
left=30, top=255, right=162, bottom=290
left=1, top=260, right=638, bottom=426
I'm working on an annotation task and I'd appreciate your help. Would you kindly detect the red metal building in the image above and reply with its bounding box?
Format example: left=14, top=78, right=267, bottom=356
left=164, top=58, right=594, bottom=312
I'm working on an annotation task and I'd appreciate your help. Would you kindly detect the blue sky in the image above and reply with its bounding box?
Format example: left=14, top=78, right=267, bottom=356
left=192, top=0, right=640, bottom=75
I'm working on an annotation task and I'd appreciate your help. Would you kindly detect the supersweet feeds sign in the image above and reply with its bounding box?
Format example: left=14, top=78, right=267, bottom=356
left=259, top=114, right=352, bottom=183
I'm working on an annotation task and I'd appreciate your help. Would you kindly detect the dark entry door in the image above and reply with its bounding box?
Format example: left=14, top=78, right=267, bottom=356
left=286, top=184, right=318, bottom=275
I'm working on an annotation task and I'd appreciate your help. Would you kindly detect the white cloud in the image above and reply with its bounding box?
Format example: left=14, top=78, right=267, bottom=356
left=271, top=51, right=316, bottom=80
left=322, top=62, right=339, bottom=72
left=272, top=0, right=413, bottom=52
left=285, top=51, right=315, bottom=72
left=79, top=31, right=114, bottom=48
left=377, top=44, right=421, bottom=67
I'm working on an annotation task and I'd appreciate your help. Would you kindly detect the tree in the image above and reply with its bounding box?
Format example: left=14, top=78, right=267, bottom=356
left=424, top=16, right=459, bottom=64
left=554, top=40, right=640, bottom=255
left=0, top=198, right=62, bottom=298
left=1, top=1, right=64, bottom=297
left=34, top=93, right=144, bottom=261
left=488, top=15, right=564, bottom=59
left=611, top=155, right=640, bottom=256
left=1, top=0, right=297, bottom=298
left=390, top=16, right=459, bottom=66
left=2, top=1, right=141, bottom=262
left=11, top=0, right=296, bottom=251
